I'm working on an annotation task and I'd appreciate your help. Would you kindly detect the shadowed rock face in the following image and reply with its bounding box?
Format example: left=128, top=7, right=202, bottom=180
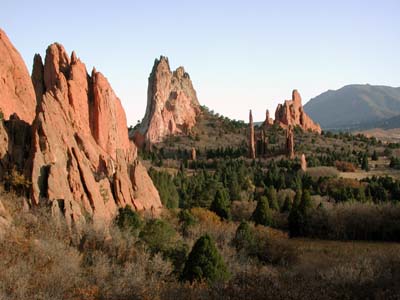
left=275, top=90, right=321, bottom=134
left=30, top=43, right=162, bottom=227
left=0, top=29, right=36, bottom=124
left=133, top=56, right=200, bottom=148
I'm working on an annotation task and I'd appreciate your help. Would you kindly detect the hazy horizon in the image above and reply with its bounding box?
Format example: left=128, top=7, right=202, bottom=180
left=2, top=0, right=399, bottom=125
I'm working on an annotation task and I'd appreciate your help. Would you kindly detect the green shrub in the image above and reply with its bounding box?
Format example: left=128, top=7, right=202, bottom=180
left=210, top=188, right=231, bottom=220
left=139, top=219, right=178, bottom=254
left=252, top=196, right=273, bottom=226
left=181, top=234, right=230, bottom=283
left=232, top=221, right=256, bottom=255
left=114, top=206, right=142, bottom=233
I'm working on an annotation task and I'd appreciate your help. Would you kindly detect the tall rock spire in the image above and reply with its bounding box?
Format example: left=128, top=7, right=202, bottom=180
left=286, top=125, right=295, bottom=159
left=133, top=56, right=201, bottom=149
left=249, top=110, right=256, bottom=159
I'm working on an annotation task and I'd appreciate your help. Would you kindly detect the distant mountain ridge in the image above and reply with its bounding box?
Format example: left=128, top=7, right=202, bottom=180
left=304, top=84, right=400, bottom=130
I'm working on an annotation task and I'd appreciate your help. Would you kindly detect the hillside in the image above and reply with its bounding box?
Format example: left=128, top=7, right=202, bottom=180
left=304, top=84, right=400, bottom=130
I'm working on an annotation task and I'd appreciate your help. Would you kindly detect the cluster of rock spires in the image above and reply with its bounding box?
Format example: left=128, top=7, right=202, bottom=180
left=248, top=90, right=317, bottom=167
left=133, top=56, right=201, bottom=149
left=0, top=29, right=161, bottom=228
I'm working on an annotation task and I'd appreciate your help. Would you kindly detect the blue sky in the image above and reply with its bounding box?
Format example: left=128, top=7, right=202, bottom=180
left=1, top=0, right=399, bottom=124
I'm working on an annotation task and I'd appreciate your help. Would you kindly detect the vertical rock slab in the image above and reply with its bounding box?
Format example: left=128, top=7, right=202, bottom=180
left=0, top=29, right=36, bottom=123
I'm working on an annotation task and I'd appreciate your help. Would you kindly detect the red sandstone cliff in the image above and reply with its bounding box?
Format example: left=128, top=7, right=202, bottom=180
left=0, top=30, right=162, bottom=228
left=133, top=56, right=200, bottom=148
left=30, top=44, right=162, bottom=227
left=0, top=29, right=36, bottom=124
left=274, top=90, right=321, bottom=134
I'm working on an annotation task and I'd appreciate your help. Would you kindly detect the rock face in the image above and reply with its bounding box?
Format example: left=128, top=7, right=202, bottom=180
left=275, top=90, right=321, bottom=134
left=286, top=126, right=294, bottom=159
left=133, top=56, right=201, bottom=149
left=249, top=110, right=256, bottom=159
left=301, top=154, right=307, bottom=172
left=0, top=29, right=36, bottom=124
left=29, top=44, right=162, bottom=227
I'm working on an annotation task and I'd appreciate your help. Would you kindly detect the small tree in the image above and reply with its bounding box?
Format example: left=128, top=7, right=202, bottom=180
left=281, top=195, right=292, bottom=213
left=181, top=234, right=230, bottom=283
left=252, top=196, right=273, bottom=226
left=232, top=221, right=256, bottom=255
left=372, top=150, right=378, bottom=161
left=178, top=209, right=197, bottom=237
left=114, top=206, right=142, bottom=233
left=361, top=153, right=369, bottom=171
left=266, top=186, right=279, bottom=211
left=210, top=188, right=231, bottom=220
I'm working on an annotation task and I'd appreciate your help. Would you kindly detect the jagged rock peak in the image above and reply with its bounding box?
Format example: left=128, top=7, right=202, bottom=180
left=133, top=55, right=201, bottom=148
left=0, top=29, right=36, bottom=123
left=274, top=89, right=321, bottom=134
left=29, top=42, right=162, bottom=227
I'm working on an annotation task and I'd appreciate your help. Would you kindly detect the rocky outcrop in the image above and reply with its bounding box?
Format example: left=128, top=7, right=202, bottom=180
left=191, top=147, right=196, bottom=161
left=133, top=56, right=201, bottom=148
left=275, top=90, right=321, bottom=134
left=249, top=110, right=256, bottom=159
left=263, top=109, right=274, bottom=128
left=286, top=126, right=294, bottom=159
left=29, top=44, right=162, bottom=227
left=301, top=154, right=307, bottom=172
left=0, top=29, right=36, bottom=124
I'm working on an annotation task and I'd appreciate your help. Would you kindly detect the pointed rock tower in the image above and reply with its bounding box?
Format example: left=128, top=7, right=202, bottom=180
left=133, top=56, right=201, bottom=149
left=249, top=110, right=256, bottom=159
left=286, top=125, right=295, bottom=159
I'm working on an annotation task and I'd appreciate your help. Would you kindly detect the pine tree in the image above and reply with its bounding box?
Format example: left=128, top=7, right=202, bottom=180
left=232, top=221, right=256, bottom=254
left=210, top=188, right=231, bottom=220
left=372, top=150, right=378, bottom=161
left=281, top=195, right=292, bottom=213
left=362, top=152, right=369, bottom=171
left=181, top=234, right=230, bottom=283
left=266, top=186, right=279, bottom=211
left=252, top=196, right=273, bottom=226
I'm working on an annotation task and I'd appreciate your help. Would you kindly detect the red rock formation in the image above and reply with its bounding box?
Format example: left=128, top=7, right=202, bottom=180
left=0, top=29, right=36, bottom=123
left=263, top=109, right=274, bottom=127
left=275, top=90, right=321, bottom=134
left=249, top=110, right=256, bottom=159
left=191, top=147, right=196, bottom=161
left=286, top=125, right=295, bottom=159
left=133, top=56, right=201, bottom=148
left=301, top=153, right=307, bottom=172
left=30, top=44, right=161, bottom=227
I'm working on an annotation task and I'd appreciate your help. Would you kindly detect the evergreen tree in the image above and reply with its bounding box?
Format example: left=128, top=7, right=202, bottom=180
left=252, top=196, right=273, bottom=226
left=210, top=188, right=231, bottom=220
left=372, top=150, right=378, bottom=161
left=114, top=206, right=142, bottom=233
left=266, top=186, right=279, bottom=211
left=281, top=195, right=292, bottom=213
left=181, top=234, right=230, bottom=283
left=362, top=153, right=369, bottom=171
left=232, top=221, right=256, bottom=254
left=178, top=209, right=197, bottom=237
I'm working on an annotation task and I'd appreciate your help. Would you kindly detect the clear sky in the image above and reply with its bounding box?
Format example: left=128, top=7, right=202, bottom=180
left=1, top=0, right=399, bottom=125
